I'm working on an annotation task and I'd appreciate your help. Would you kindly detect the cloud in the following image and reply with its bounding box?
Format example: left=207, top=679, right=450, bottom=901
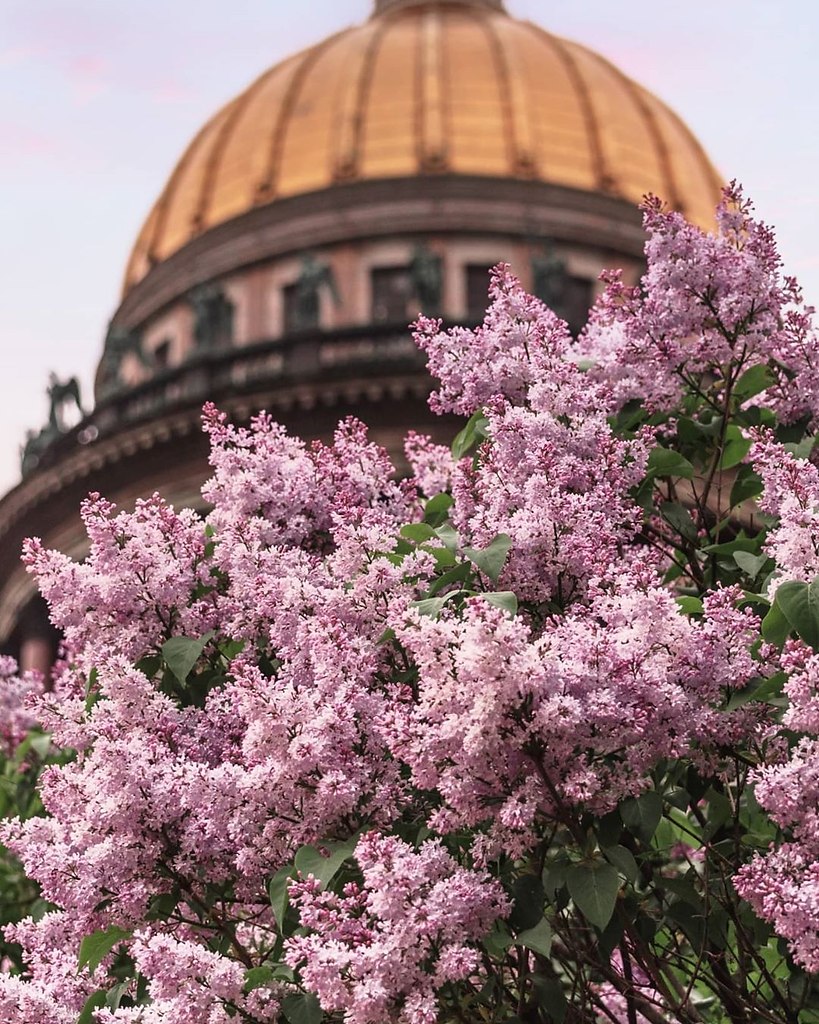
left=0, top=121, right=57, bottom=163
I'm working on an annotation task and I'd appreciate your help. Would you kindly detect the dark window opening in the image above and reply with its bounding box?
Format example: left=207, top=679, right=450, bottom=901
left=153, top=339, right=171, bottom=370
left=466, top=264, right=496, bottom=322
left=559, top=276, right=595, bottom=336
left=371, top=267, right=412, bottom=323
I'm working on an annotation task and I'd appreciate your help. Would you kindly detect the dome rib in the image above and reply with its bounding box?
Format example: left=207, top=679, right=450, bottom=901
left=483, top=13, right=537, bottom=176
left=416, top=7, right=447, bottom=170
left=257, top=31, right=346, bottom=201
left=332, top=18, right=388, bottom=180
left=122, top=4, right=722, bottom=295
left=479, top=10, right=518, bottom=176
left=586, top=46, right=682, bottom=211
left=193, top=74, right=266, bottom=234
left=525, top=23, right=609, bottom=193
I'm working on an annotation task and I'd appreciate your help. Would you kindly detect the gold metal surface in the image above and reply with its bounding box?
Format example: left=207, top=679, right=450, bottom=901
left=122, top=1, right=722, bottom=293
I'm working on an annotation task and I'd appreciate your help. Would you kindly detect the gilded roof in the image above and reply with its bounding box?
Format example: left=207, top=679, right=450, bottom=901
left=123, top=0, right=722, bottom=293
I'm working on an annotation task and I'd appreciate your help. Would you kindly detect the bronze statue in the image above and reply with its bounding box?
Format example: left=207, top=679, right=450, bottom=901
left=531, top=242, right=569, bottom=315
left=409, top=244, right=442, bottom=316
left=189, top=283, right=235, bottom=351
left=47, top=373, right=84, bottom=432
left=293, top=254, right=339, bottom=330
left=20, top=373, right=86, bottom=477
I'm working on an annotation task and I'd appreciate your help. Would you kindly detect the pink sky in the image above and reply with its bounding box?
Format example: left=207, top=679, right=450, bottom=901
left=1, top=0, right=817, bottom=494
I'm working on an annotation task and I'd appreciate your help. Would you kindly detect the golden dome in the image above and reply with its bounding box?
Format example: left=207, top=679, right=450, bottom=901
left=123, top=0, right=722, bottom=293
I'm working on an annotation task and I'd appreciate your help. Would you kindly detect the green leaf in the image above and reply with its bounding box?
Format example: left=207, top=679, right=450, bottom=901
left=77, top=990, right=107, bottom=1024
left=294, top=837, right=356, bottom=890
left=516, top=918, right=552, bottom=957
left=647, top=446, right=694, bottom=479
left=410, top=596, right=448, bottom=618
left=659, top=501, right=697, bottom=542
left=244, top=965, right=277, bottom=993
left=620, top=791, right=663, bottom=845
left=399, top=523, right=437, bottom=544
left=269, top=864, right=295, bottom=931
left=434, top=523, right=459, bottom=550
left=761, top=598, right=791, bottom=646
left=785, top=436, right=817, bottom=460
left=733, top=551, right=770, bottom=579
left=730, top=465, right=763, bottom=507
left=509, top=874, right=545, bottom=931
left=105, top=980, right=130, bottom=1012
left=533, top=976, right=567, bottom=1024
left=567, top=862, right=620, bottom=929
left=481, top=591, right=518, bottom=616
left=282, top=992, right=323, bottom=1024
left=451, top=410, right=488, bottom=460
left=675, top=596, right=703, bottom=616
left=161, top=632, right=214, bottom=686
left=603, top=845, right=639, bottom=883
left=78, top=926, right=132, bottom=975
left=775, top=579, right=819, bottom=650
left=720, top=436, right=753, bottom=470
left=483, top=920, right=514, bottom=957
left=463, top=533, right=512, bottom=583
left=423, top=493, right=453, bottom=527
left=735, top=363, right=775, bottom=401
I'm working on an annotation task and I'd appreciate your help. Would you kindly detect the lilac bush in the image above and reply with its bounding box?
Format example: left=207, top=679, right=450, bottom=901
left=3, top=185, right=819, bottom=1023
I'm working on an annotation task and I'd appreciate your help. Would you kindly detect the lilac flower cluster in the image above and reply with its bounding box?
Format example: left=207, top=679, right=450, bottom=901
left=4, top=186, right=819, bottom=1019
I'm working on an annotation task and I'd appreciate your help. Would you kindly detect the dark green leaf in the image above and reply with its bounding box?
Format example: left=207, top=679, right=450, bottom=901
left=775, top=579, right=819, bottom=650
left=730, top=466, right=763, bottom=507
left=516, top=918, right=552, bottom=957
left=647, top=447, right=694, bottom=479
left=105, top=980, right=130, bottom=1011
left=735, top=363, right=775, bottom=401
left=294, top=838, right=356, bottom=890
left=481, top=591, right=518, bottom=616
left=269, top=864, right=295, bottom=931
left=733, top=551, right=770, bottom=579
left=659, top=502, right=697, bottom=542
left=483, top=921, right=514, bottom=957
left=399, top=523, right=437, bottom=544
left=620, top=792, right=663, bottom=845
left=463, top=533, right=511, bottom=583
left=720, top=436, right=753, bottom=470
left=603, top=845, right=638, bottom=883
left=161, top=632, right=214, bottom=686
left=451, top=410, right=488, bottom=460
left=78, top=926, right=132, bottom=975
left=785, top=436, right=817, bottom=460
left=77, top=990, right=107, bottom=1024
left=762, top=599, right=791, bottom=647
left=244, top=965, right=277, bottom=993
left=423, top=493, right=453, bottom=527
left=533, top=976, right=567, bottom=1024
left=509, top=874, right=544, bottom=930
left=282, top=992, right=323, bottom=1024
left=410, top=596, right=448, bottom=618
left=567, top=862, right=620, bottom=929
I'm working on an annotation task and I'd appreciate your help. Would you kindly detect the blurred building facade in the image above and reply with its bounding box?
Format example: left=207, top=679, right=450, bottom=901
left=0, top=0, right=722, bottom=671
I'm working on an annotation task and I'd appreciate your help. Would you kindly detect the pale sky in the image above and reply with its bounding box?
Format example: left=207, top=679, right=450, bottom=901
left=1, top=0, right=817, bottom=495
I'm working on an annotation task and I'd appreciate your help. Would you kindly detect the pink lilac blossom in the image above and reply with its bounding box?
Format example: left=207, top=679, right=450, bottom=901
left=0, top=656, right=42, bottom=757
left=415, top=266, right=651, bottom=606
left=285, top=833, right=508, bottom=1024
left=391, top=582, right=759, bottom=857
left=2, top=188, right=812, bottom=1017
left=749, top=429, right=819, bottom=590
left=577, top=184, right=819, bottom=423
